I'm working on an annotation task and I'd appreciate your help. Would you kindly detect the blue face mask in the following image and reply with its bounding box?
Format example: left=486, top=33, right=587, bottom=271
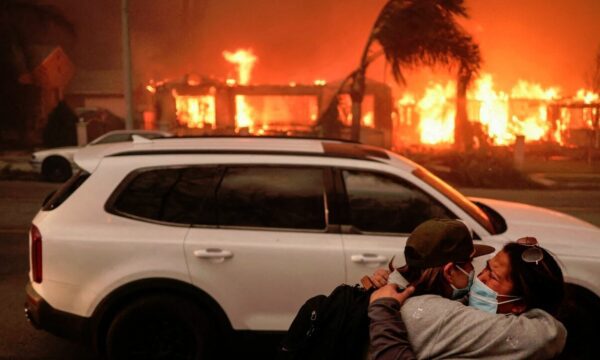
left=468, top=277, right=522, bottom=313
left=450, top=264, right=474, bottom=299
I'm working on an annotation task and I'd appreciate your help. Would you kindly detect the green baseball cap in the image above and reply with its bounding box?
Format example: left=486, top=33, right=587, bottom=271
left=404, top=219, right=495, bottom=268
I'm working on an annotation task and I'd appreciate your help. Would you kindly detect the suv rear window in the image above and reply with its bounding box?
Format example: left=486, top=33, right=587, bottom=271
left=110, top=166, right=222, bottom=224
left=43, top=171, right=90, bottom=211
left=109, top=165, right=327, bottom=230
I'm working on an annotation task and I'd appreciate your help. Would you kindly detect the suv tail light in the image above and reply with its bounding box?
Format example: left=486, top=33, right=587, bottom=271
left=30, top=225, right=42, bottom=283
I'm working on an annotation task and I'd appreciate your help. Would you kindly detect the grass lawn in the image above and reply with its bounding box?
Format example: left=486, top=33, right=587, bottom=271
left=521, top=156, right=600, bottom=174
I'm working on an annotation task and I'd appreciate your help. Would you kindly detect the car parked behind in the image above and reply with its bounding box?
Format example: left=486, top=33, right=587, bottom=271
left=30, top=129, right=172, bottom=182
left=25, top=137, right=600, bottom=359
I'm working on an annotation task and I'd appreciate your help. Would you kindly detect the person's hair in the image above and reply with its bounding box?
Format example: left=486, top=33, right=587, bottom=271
left=398, top=264, right=447, bottom=296
left=503, top=242, right=565, bottom=315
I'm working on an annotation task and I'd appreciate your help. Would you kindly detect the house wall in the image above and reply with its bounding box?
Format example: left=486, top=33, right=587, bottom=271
left=83, top=96, right=126, bottom=118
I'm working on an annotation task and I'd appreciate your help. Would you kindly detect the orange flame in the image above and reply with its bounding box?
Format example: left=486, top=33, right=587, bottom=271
left=398, top=73, right=600, bottom=147
left=510, top=80, right=560, bottom=101
left=223, top=49, right=257, bottom=85
left=337, top=94, right=376, bottom=129
left=175, top=95, right=216, bottom=129
left=575, top=89, right=599, bottom=104
left=363, top=111, right=375, bottom=128
left=398, top=93, right=416, bottom=106
left=224, top=49, right=258, bottom=131
left=472, top=75, right=510, bottom=145
left=417, top=82, right=455, bottom=144
left=574, top=89, right=599, bottom=130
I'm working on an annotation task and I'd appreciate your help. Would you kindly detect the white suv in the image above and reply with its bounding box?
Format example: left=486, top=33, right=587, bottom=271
left=25, top=137, right=600, bottom=359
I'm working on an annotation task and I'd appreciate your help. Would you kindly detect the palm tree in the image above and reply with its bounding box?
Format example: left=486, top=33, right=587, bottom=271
left=587, top=45, right=600, bottom=93
left=0, top=0, right=75, bottom=146
left=334, top=0, right=481, bottom=150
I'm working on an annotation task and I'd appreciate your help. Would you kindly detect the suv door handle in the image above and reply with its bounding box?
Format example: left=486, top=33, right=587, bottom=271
left=193, top=248, right=234, bottom=260
left=351, top=254, right=388, bottom=264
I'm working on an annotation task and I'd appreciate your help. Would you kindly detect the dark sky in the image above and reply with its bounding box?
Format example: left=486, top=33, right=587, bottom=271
left=50, top=0, right=600, bottom=95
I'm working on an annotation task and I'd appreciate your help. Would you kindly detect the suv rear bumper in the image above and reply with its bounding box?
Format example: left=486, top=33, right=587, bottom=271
left=25, top=282, right=90, bottom=343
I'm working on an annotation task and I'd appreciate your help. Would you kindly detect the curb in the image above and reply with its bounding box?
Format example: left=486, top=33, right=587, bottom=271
left=529, top=172, right=600, bottom=190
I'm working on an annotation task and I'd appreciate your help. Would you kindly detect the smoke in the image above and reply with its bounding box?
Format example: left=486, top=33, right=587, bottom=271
left=127, top=0, right=385, bottom=84
left=466, top=0, right=600, bottom=94
left=49, top=0, right=600, bottom=95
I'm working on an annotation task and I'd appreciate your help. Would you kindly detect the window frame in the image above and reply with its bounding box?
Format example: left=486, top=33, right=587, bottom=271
left=336, top=167, right=457, bottom=236
left=105, top=164, right=338, bottom=233
left=91, top=133, right=132, bottom=145
left=105, top=165, right=224, bottom=228
left=213, top=164, right=334, bottom=233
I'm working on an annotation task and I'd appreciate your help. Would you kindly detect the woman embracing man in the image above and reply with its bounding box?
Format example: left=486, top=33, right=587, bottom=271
left=367, top=218, right=566, bottom=359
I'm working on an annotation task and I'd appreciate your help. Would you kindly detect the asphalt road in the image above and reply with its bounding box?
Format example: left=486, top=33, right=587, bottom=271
left=0, top=180, right=96, bottom=358
left=1, top=180, right=599, bottom=359
left=0, top=231, right=100, bottom=359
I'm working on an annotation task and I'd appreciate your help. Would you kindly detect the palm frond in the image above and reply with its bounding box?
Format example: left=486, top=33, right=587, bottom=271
left=371, top=0, right=479, bottom=84
left=325, top=0, right=482, bottom=142
left=434, top=0, right=468, bottom=18
left=1, top=0, right=75, bottom=36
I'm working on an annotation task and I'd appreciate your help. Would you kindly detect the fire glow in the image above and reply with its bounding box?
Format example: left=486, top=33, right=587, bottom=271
left=223, top=49, right=257, bottom=131
left=399, top=73, right=599, bottom=146
left=174, top=92, right=216, bottom=129
left=165, top=48, right=598, bottom=148
left=172, top=48, right=374, bottom=134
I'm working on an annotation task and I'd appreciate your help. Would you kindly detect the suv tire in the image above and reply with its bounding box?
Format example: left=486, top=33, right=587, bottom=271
left=105, top=294, right=215, bottom=360
left=41, top=156, right=72, bottom=183
left=558, top=284, right=600, bottom=359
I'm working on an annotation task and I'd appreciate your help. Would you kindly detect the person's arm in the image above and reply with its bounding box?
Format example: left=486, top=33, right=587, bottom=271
left=368, top=285, right=417, bottom=360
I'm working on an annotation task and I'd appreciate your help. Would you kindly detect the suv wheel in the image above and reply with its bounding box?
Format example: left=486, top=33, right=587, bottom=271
left=558, top=284, right=600, bottom=359
left=41, top=156, right=72, bottom=182
left=106, top=294, right=215, bottom=360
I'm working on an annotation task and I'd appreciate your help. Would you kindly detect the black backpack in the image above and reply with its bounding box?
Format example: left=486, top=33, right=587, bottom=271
left=277, top=284, right=374, bottom=360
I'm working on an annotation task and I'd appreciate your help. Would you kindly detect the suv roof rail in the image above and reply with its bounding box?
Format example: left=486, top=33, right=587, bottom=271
left=75, top=136, right=393, bottom=173
left=164, top=135, right=362, bottom=144
left=107, top=142, right=390, bottom=161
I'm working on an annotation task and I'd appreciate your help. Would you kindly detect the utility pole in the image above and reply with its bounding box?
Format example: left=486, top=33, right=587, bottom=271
left=121, top=0, right=134, bottom=129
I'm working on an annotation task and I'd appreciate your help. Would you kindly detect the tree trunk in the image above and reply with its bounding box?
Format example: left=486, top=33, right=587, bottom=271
left=350, top=70, right=365, bottom=142
left=350, top=25, right=378, bottom=143
left=455, top=65, right=473, bottom=152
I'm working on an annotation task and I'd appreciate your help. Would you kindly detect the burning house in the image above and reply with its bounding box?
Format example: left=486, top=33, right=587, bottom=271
left=149, top=76, right=392, bottom=146
left=147, top=50, right=393, bottom=148
left=395, top=75, right=599, bottom=150
left=143, top=50, right=599, bottom=154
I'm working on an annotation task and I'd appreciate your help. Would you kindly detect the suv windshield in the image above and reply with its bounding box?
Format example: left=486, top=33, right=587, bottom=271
left=412, top=166, right=496, bottom=235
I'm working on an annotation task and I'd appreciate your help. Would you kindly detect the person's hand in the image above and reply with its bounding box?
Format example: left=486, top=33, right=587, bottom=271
left=370, top=268, right=390, bottom=288
left=369, top=284, right=415, bottom=305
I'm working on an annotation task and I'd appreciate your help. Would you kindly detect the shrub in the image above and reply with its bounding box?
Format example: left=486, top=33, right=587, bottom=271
left=43, top=101, right=78, bottom=148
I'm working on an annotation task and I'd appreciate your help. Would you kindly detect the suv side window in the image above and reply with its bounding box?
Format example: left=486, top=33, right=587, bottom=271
left=342, top=169, right=453, bottom=234
left=111, top=166, right=221, bottom=224
left=93, top=133, right=132, bottom=144
left=217, top=166, right=326, bottom=230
